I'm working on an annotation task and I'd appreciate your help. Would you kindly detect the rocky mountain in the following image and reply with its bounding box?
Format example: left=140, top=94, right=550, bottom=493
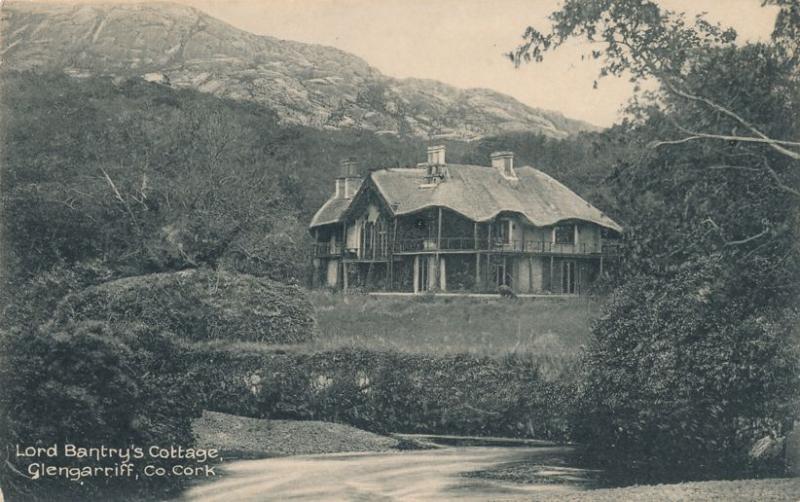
left=0, top=1, right=599, bottom=140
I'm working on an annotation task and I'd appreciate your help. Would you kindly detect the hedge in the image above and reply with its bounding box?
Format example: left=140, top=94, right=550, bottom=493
left=189, top=346, right=575, bottom=441
left=54, top=268, right=315, bottom=343
left=0, top=321, right=203, bottom=501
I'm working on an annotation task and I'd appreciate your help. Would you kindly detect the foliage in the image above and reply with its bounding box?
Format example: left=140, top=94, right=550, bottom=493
left=54, top=268, right=316, bottom=344
left=576, top=269, right=800, bottom=482
left=513, top=0, right=800, bottom=162
left=188, top=346, right=575, bottom=440
left=0, top=71, right=626, bottom=296
left=514, top=0, right=800, bottom=481
left=0, top=260, right=117, bottom=330
left=607, top=44, right=800, bottom=301
left=1, top=71, right=305, bottom=287
left=0, top=321, right=202, bottom=501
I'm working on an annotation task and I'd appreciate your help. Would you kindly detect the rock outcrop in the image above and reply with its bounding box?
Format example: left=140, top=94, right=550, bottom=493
left=1, top=1, right=598, bottom=140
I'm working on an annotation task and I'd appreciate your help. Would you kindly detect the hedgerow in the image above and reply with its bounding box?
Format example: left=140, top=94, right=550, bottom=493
left=188, top=346, right=575, bottom=440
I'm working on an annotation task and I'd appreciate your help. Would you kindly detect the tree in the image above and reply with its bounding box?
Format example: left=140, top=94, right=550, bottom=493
left=512, top=0, right=800, bottom=162
left=512, top=0, right=800, bottom=480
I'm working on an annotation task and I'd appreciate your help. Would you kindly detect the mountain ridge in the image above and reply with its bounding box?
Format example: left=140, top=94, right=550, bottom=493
left=0, top=1, right=600, bottom=140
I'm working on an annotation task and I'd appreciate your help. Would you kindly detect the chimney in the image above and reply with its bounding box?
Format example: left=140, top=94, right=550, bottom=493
left=336, top=157, right=362, bottom=199
left=427, top=145, right=446, bottom=166
left=340, top=157, right=359, bottom=177
left=491, top=151, right=516, bottom=179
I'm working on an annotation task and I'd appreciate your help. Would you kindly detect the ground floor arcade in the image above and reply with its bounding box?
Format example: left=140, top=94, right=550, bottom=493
left=313, top=252, right=610, bottom=295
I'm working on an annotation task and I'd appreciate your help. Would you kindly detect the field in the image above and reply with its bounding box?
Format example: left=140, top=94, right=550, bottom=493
left=307, top=291, right=601, bottom=357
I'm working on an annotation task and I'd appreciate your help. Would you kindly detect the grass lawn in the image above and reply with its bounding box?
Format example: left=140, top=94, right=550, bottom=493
left=307, top=291, right=601, bottom=357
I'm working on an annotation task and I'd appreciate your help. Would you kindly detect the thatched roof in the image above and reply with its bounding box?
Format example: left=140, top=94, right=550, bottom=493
left=309, top=164, right=622, bottom=232
left=309, top=197, right=353, bottom=229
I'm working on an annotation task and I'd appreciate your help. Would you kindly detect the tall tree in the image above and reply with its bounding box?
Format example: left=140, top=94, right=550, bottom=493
left=512, top=0, right=800, bottom=481
left=513, top=0, right=800, bottom=161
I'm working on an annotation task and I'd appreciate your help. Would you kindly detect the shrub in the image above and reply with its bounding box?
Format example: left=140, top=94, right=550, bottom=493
left=0, top=260, right=116, bottom=331
left=497, top=284, right=516, bottom=298
left=574, top=271, right=800, bottom=483
left=54, top=268, right=315, bottom=343
left=0, top=321, right=202, bottom=501
left=188, top=346, right=574, bottom=440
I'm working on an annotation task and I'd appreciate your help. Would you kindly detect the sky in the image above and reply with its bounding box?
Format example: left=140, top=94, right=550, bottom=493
left=28, top=0, right=781, bottom=127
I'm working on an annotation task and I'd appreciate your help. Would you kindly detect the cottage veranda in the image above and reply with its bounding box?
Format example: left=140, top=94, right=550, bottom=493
left=309, top=146, right=622, bottom=294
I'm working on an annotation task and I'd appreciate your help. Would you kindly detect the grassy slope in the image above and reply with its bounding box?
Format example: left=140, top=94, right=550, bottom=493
left=192, top=411, right=398, bottom=460
left=308, top=291, right=600, bottom=356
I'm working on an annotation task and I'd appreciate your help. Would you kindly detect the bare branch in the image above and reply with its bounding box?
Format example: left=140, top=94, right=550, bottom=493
left=649, top=136, right=705, bottom=148
left=5, top=458, right=33, bottom=479
left=706, top=164, right=762, bottom=173
left=659, top=77, right=800, bottom=161
left=724, top=227, right=771, bottom=247
left=99, top=166, right=160, bottom=261
left=651, top=132, right=800, bottom=158
left=702, top=217, right=721, bottom=232
left=759, top=158, right=800, bottom=199
left=99, top=166, right=126, bottom=204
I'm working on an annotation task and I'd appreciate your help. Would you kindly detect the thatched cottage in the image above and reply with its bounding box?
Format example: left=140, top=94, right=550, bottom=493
left=309, top=146, right=622, bottom=294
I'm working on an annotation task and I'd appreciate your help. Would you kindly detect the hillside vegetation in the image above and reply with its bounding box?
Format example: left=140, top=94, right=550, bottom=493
left=0, top=70, right=622, bottom=322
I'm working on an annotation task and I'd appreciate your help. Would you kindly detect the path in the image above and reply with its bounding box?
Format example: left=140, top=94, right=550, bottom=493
left=182, top=445, right=597, bottom=501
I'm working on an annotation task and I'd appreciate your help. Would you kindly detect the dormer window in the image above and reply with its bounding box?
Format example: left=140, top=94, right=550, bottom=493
left=554, top=224, right=576, bottom=245
left=492, top=218, right=512, bottom=245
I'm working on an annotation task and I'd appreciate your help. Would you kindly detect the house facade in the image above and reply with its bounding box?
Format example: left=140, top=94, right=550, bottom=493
left=309, top=146, right=622, bottom=294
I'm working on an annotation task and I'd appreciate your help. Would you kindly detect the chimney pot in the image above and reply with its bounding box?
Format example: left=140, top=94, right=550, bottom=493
left=336, top=157, right=362, bottom=198
left=427, top=145, right=446, bottom=166
left=490, top=151, right=515, bottom=178
left=340, top=157, right=359, bottom=177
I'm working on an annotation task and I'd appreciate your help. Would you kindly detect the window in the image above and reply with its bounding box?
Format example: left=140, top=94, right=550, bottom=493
left=554, top=224, right=575, bottom=245
left=492, top=219, right=511, bottom=244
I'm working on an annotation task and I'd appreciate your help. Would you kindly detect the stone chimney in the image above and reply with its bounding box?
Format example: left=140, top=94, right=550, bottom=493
left=340, top=157, right=359, bottom=177
left=491, top=151, right=516, bottom=179
left=421, top=145, right=448, bottom=185
left=336, top=158, right=362, bottom=199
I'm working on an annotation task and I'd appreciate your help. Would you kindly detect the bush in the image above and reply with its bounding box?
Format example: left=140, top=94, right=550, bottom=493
left=54, top=268, right=315, bottom=343
left=0, top=321, right=202, bottom=501
left=574, top=270, right=800, bottom=483
left=0, top=260, right=116, bottom=331
left=188, top=346, right=574, bottom=440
